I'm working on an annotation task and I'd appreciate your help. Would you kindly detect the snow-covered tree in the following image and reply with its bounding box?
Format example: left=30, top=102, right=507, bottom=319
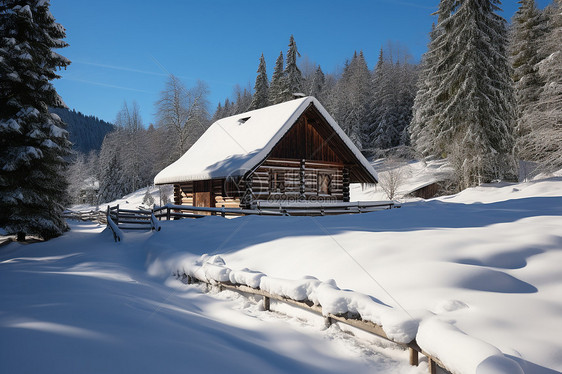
left=232, top=84, right=252, bottom=114
left=309, top=65, right=326, bottom=102
left=0, top=0, right=72, bottom=240
left=269, top=51, right=286, bottom=105
left=249, top=53, right=269, bottom=110
left=410, top=24, right=440, bottom=157
left=338, top=51, right=372, bottom=148
left=156, top=76, right=210, bottom=158
left=518, top=0, right=562, bottom=171
left=282, top=35, right=303, bottom=101
left=142, top=185, right=154, bottom=207
left=509, top=0, right=547, bottom=151
left=116, top=101, right=144, bottom=193
left=412, top=0, right=517, bottom=188
left=367, top=45, right=417, bottom=150
left=97, top=142, right=127, bottom=204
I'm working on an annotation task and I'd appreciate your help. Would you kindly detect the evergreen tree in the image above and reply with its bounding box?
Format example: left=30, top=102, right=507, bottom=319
left=309, top=65, right=326, bottom=102
left=412, top=0, right=516, bottom=188
left=519, top=0, right=562, bottom=171
left=0, top=0, right=72, bottom=240
left=509, top=0, right=547, bottom=154
left=249, top=53, right=269, bottom=110
left=410, top=24, right=440, bottom=156
left=269, top=51, right=286, bottom=105
left=50, top=107, right=114, bottom=154
left=368, top=47, right=417, bottom=150
left=233, top=84, right=252, bottom=114
left=212, top=102, right=223, bottom=122
left=327, top=51, right=372, bottom=148
left=97, top=143, right=126, bottom=204
left=282, top=35, right=303, bottom=101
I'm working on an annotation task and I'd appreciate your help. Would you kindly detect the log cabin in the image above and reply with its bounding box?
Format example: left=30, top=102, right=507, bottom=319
left=154, top=96, right=378, bottom=209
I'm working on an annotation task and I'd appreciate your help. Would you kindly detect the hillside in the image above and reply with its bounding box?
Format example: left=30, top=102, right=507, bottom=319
left=51, top=107, right=114, bottom=154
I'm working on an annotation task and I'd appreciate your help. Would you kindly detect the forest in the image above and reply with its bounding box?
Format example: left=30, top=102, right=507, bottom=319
left=73, top=0, right=560, bottom=206
left=1, top=0, right=560, bottom=239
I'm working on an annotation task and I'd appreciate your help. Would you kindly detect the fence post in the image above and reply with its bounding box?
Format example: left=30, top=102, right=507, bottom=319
left=409, top=347, right=419, bottom=366
left=115, top=204, right=119, bottom=225
left=166, top=206, right=170, bottom=221
left=428, top=358, right=437, bottom=374
left=263, top=296, right=270, bottom=311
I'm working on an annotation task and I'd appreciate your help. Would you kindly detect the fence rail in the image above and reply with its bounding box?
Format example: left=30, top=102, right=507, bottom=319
left=62, top=209, right=107, bottom=224
left=153, top=200, right=397, bottom=220
left=177, top=273, right=448, bottom=374
left=68, top=200, right=398, bottom=242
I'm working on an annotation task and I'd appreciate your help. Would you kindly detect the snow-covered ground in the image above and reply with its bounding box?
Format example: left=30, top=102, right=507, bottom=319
left=2, top=167, right=562, bottom=374
left=0, top=221, right=423, bottom=374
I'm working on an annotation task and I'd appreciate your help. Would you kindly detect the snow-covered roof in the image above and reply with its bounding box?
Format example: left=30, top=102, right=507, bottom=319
left=154, top=97, right=378, bottom=185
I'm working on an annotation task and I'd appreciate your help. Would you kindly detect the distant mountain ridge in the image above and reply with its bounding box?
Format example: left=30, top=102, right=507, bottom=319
left=50, top=107, right=114, bottom=154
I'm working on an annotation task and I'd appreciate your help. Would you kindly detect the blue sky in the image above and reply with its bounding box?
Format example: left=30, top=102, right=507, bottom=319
left=50, top=0, right=552, bottom=125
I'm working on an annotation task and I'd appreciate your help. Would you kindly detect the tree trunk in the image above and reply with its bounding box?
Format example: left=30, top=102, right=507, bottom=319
left=16, top=232, right=25, bottom=242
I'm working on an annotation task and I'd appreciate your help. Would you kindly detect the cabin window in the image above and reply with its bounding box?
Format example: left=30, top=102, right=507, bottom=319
left=318, top=173, right=332, bottom=195
left=269, top=171, right=285, bottom=193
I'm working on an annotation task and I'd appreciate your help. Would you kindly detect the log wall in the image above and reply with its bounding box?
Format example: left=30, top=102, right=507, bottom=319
left=173, top=159, right=349, bottom=209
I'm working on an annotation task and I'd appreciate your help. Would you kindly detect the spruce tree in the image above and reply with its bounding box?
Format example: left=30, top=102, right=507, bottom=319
left=509, top=0, right=547, bottom=154
left=519, top=0, right=562, bottom=171
left=412, top=0, right=516, bottom=188
left=410, top=24, right=440, bottom=156
left=282, top=35, right=303, bottom=101
left=0, top=0, right=72, bottom=240
left=309, top=65, right=326, bottom=102
left=250, top=53, right=269, bottom=110
left=369, top=47, right=417, bottom=150
left=269, top=51, right=286, bottom=105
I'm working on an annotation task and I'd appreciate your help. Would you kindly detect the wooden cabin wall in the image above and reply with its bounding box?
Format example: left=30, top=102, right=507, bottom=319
left=175, top=183, right=194, bottom=206
left=250, top=158, right=345, bottom=203
left=175, top=180, right=241, bottom=209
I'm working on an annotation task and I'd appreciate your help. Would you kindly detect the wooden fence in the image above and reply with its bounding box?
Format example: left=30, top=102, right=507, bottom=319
left=153, top=200, right=398, bottom=220
left=71, top=200, right=397, bottom=241
left=177, top=273, right=448, bottom=374
left=62, top=209, right=107, bottom=224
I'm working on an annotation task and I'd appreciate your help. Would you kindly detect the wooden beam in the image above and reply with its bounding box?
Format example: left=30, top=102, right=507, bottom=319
left=428, top=358, right=437, bottom=374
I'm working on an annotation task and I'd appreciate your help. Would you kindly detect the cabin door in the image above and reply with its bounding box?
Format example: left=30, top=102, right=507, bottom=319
left=194, top=192, right=211, bottom=208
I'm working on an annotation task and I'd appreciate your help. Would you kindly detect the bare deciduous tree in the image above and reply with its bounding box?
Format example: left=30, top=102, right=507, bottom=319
left=156, top=75, right=210, bottom=158
left=378, top=157, right=410, bottom=200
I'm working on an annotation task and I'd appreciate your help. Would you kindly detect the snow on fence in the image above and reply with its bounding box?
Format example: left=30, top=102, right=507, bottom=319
left=68, top=201, right=398, bottom=241
left=62, top=209, right=107, bottom=224
left=153, top=200, right=398, bottom=219
left=174, top=255, right=524, bottom=374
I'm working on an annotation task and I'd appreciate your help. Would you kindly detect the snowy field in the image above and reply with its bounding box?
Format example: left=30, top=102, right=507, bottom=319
left=2, top=167, right=562, bottom=373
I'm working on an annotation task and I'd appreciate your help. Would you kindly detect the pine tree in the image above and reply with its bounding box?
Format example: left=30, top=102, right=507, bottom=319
left=0, top=0, right=72, bottom=240
left=269, top=51, right=286, bottom=105
left=282, top=35, right=303, bottom=101
left=509, top=0, right=547, bottom=153
left=250, top=53, right=269, bottom=110
left=412, top=0, right=516, bottom=188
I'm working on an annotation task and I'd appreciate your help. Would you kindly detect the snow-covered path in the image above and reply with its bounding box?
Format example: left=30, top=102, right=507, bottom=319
left=0, top=222, right=422, bottom=374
